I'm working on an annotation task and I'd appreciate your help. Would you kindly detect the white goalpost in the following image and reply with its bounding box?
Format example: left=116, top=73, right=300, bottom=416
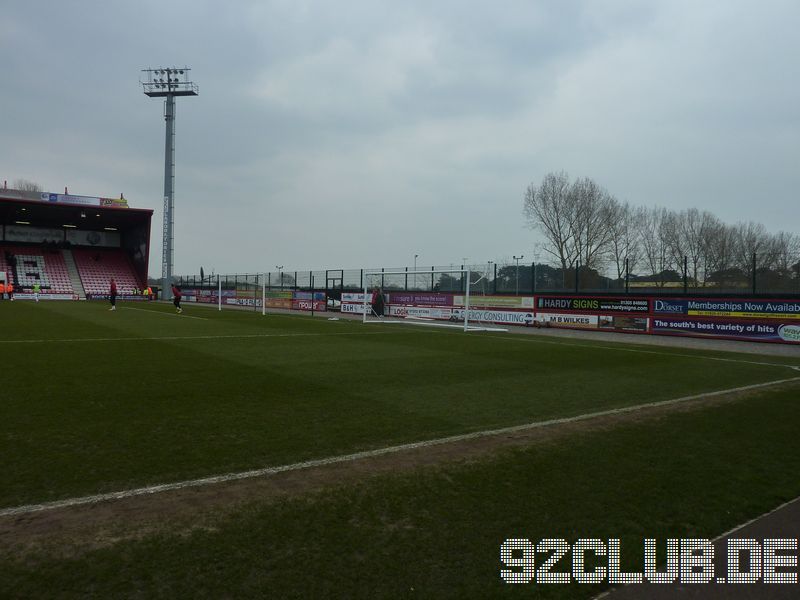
left=361, top=268, right=507, bottom=332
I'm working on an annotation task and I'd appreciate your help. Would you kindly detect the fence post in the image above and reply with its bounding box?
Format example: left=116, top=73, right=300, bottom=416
left=405, top=266, right=408, bottom=291
left=431, top=266, right=434, bottom=292
left=493, top=263, right=497, bottom=294
left=683, top=256, right=688, bottom=294
left=575, top=262, right=579, bottom=293
left=532, top=262, right=536, bottom=294
left=752, top=252, right=757, bottom=294
left=625, top=258, right=629, bottom=294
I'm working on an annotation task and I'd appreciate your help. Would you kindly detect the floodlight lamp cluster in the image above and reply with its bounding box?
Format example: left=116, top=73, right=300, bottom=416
left=152, top=68, right=183, bottom=87
left=141, top=66, right=198, bottom=96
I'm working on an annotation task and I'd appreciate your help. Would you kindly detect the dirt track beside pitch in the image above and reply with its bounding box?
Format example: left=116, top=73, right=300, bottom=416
left=2, top=380, right=797, bottom=558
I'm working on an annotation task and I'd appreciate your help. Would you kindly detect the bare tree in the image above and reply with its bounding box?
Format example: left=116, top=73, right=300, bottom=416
left=704, top=221, right=728, bottom=274
left=731, top=221, right=770, bottom=274
left=523, top=171, right=579, bottom=273
left=524, top=171, right=793, bottom=291
left=12, top=178, right=43, bottom=192
left=664, top=208, right=717, bottom=286
left=769, top=231, right=800, bottom=274
left=637, top=206, right=674, bottom=285
left=607, top=200, right=644, bottom=280
left=569, top=177, right=615, bottom=272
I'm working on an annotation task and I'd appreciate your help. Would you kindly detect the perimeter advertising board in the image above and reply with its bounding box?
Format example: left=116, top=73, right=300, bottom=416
left=450, top=308, right=536, bottom=326
left=181, top=289, right=237, bottom=303
left=537, top=313, right=599, bottom=328
left=264, top=290, right=293, bottom=309
left=387, top=293, right=453, bottom=306
left=210, top=290, right=325, bottom=312
left=340, top=292, right=535, bottom=325
left=339, top=291, right=799, bottom=344
left=454, top=295, right=534, bottom=309
left=537, top=296, right=649, bottom=313
left=652, top=298, right=800, bottom=320
left=599, top=316, right=649, bottom=332
left=652, top=318, right=800, bottom=344
left=292, top=291, right=327, bottom=312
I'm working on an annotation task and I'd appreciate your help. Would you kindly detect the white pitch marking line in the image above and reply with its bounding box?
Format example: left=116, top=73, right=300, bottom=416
left=0, top=330, right=403, bottom=345
left=120, top=306, right=208, bottom=320
left=2, top=375, right=799, bottom=519
left=447, top=330, right=800, bottom=371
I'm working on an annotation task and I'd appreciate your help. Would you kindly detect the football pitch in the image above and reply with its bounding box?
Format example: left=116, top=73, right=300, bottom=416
left=2, top=300, right=800, bottom=597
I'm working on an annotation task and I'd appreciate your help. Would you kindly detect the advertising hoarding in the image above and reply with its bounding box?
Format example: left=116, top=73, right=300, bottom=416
left=4, top=225, right=63, bottom=243
left=454, top=295, right=534, bottom=309
left=537, top=313, right=599, bottom=328
left=65, top=229, right=121, bottom=248
left=651, top=317, right=800, bottom=343
left=537, top=296, right=649, bottom=313
left=652, top=298, right=800, bottom=320
left=598, top=316, right=649, bottom=332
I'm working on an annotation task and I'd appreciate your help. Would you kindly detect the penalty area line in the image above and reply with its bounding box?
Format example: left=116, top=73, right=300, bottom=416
left=2, top=375, right=799, bottom=519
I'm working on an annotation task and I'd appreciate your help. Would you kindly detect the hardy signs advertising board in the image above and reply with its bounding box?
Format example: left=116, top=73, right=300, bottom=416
left=537, top=296, right=649, bottom=313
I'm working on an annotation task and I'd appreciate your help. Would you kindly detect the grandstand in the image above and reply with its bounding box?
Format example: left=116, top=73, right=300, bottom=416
left=0, top=186, right=152, bottom=299
left=73, top=248, right=141, bottom=296
left=3, top=246, right=73, bottom=295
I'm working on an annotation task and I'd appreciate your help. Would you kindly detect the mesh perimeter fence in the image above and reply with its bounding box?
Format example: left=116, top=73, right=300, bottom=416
left=176, top=253, right=800, bottom=301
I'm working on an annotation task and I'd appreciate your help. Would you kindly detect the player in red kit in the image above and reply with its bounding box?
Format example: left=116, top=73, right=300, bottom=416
left=109, top=278, right=117, bottom=311
left=172, top=284, right=183, bottom=314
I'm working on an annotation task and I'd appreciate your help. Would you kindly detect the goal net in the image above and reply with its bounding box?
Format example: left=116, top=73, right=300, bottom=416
left=361, top=268, right=507, bottom=332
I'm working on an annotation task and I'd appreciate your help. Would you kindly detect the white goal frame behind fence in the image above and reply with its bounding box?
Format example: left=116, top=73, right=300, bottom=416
left=361, top=268, right=507, bottom=332
left=363, top=269, right=470, bottom=331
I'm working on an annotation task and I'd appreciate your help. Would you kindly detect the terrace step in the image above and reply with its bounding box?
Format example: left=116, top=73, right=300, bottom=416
left=61, top=249, right=86, bottom=299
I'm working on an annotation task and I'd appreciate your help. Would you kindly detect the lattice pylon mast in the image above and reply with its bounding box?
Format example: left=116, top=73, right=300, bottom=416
left=163, top=93, right=175, bottom=285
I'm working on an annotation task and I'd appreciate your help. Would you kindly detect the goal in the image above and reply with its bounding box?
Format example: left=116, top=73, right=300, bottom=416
left=361, top=268, right=507, bottom=332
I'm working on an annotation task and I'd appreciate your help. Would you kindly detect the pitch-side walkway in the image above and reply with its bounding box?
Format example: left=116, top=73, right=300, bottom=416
left=597, top=496, right=800, bottom=599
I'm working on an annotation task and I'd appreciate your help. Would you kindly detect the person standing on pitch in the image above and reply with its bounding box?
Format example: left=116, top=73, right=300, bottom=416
left=109, top=277, right=117, bottom=311
left=370, top=287, right=380, bottom=317
left=172, top=283, right=183, bottom=314
left=33, top=282, right=40, bottom=302
left=370, top=286, right=385, bottom=317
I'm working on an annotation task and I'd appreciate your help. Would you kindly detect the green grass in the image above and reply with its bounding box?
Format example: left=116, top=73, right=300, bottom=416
left=2, top=300, right=798, bottom=508
left=3, top=385, right=800, bottom=598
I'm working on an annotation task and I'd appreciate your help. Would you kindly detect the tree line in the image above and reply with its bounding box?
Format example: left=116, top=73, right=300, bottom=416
left=523, top=171, right=799, bottom=287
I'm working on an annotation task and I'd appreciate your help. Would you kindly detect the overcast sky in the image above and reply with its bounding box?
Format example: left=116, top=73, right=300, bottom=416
left=1, top=1, right=798, bottom=276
